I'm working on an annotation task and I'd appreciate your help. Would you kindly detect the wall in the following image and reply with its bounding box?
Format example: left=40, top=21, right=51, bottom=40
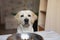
left=0, top=0, right=40, bottom=24
left=45, top=0, right=60, bottom=34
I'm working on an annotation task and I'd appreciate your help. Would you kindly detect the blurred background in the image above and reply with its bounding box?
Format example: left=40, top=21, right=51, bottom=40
left=1, top=0, right=60, bottom=35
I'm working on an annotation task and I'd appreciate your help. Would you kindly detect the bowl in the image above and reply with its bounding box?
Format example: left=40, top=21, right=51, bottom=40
left=7, top=33, right=43, bottom=40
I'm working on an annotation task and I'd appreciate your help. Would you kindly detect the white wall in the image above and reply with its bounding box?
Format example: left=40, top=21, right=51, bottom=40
left=45, top=0, right=60, bottom=34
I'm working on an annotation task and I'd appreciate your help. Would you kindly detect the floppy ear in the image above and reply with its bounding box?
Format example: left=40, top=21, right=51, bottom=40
left=14, top=13, right=21, bottom=25
left=31, top=12, right=37, bottom=24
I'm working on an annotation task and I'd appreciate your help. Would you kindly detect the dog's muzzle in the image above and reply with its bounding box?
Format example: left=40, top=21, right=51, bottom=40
left=23, top=18, right=29, bottom=27
left=24, top=18, right=29, bottom=24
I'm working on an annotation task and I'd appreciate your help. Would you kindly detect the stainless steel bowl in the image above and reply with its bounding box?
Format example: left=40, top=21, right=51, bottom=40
left=7, top=33, right=43, bottom=40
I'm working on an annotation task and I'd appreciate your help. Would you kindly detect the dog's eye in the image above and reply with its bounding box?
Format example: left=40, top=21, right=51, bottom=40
left=28, top=15, right=31, bottom=17
left=21, top=15, right=24, bottom=17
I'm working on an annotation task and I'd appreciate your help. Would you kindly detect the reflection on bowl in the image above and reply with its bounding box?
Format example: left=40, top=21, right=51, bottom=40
left=7, top=33, right=43, bottom=40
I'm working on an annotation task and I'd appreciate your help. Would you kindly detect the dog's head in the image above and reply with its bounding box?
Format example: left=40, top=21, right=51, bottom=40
left=15, top=10, right=37, bottom=27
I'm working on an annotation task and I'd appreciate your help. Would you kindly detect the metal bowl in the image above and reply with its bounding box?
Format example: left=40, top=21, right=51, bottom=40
left=7, top=33, right=43, bottom=40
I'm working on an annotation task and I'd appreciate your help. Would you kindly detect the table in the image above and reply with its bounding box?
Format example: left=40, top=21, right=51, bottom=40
left=0, top=31, right=60, bottom=40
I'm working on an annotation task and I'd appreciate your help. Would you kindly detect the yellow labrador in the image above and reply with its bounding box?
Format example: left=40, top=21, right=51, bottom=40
left=15, top=10, right=37, bottom=33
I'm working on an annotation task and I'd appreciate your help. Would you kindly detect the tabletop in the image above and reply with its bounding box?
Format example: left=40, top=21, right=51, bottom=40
left=0, top=31, right=60, bottom=40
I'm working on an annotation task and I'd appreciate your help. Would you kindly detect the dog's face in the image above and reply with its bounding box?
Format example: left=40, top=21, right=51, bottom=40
left=15, top=10, right=37, bottom=27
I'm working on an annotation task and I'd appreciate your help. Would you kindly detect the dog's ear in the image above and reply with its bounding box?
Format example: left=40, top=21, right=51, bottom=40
left=31, top=12, right=37, bottom=24
left=14, top=13, right=21, bottom=25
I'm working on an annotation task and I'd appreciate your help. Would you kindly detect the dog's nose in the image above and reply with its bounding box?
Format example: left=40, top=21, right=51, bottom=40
left=24, top=18, right=29, bottom=24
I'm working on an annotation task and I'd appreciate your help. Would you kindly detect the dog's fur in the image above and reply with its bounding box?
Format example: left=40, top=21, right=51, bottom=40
left=15, top=10, right=37, bottom=33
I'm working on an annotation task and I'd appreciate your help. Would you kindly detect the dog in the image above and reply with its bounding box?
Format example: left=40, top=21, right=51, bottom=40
left=15, top=10, right=37, bottom=33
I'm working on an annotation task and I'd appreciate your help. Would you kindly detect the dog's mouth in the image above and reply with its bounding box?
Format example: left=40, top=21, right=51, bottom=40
left=23, top=24, right=30, bottom=27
